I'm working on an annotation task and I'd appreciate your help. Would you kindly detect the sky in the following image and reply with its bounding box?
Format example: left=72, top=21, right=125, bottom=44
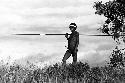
left=0, top=0, right=120, bottom=67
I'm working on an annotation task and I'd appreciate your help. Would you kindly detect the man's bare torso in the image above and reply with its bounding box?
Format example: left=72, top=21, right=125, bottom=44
left=68, top=31, right=79, bottom=52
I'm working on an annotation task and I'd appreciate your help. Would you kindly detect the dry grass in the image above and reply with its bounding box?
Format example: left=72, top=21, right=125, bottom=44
left=0, top=61, right=125, bottom=83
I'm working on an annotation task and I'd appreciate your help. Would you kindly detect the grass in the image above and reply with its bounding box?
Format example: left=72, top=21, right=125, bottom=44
left=0, top=61, right=125, bottom=83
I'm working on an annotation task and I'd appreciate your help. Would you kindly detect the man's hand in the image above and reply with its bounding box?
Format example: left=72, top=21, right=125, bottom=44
left=65, top=33, right=69, bottom=39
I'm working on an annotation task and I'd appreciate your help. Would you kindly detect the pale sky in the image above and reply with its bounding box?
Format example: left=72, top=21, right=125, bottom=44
left=0, top=0, right=118, bottom=67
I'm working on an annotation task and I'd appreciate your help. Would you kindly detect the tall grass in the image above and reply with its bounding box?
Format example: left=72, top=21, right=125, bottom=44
left=0, top=61, right=125, bottom=83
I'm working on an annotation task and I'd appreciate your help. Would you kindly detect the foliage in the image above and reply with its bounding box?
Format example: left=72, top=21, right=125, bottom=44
left=109, top=46, right=125, bottom=68
left=93, top=1, right=125, bottom=81
left=0, top=60, right=125, bottom=83
left=93, top=0, right=125, bottom=43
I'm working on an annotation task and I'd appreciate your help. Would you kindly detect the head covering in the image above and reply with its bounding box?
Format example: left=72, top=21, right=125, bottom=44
left=69, top=23, right=77, bottom=30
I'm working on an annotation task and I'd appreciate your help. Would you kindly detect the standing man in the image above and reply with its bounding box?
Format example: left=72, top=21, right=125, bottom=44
left=62, top=23, right=79, bottom=65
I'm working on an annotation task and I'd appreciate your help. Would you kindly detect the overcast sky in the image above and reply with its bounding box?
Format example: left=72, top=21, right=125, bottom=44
left=0, top=0, right=119, bottom=67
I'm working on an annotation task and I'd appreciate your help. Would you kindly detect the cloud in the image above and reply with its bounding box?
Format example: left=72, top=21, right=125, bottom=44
left=0, top=0, right=110, bottom=9
left=0, top=0, right=92, bottom=9
left=96, top=43, right=115, bottom=51
left=0, top=0, right=108, bottom=34
left=1, top=34, right=114, bottom=67
left=21, top=53, right=57, bottom=62
left=0, top=0, right=115, bottom=67
left=24, top=26, right=64, bottom=34
left=79, top=49, right=111, bottom=66
left=15, top=52, right=64, bottom=67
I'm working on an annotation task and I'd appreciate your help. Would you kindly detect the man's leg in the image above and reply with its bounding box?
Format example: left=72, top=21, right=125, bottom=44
left=62, top=50, right=71, bottom=66
left=72, top=52, right=77, bottom=64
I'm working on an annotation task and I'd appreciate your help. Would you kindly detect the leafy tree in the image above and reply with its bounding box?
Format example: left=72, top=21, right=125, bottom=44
left=93, top=0, right=125, bottom=43
left=109, top=46, right=125, bottom=67
left=93, top=0, right=125, bottom=69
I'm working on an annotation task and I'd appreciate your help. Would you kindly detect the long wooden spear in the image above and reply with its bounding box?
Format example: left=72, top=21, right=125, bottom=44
left=13, top=33, right=125, bottom=36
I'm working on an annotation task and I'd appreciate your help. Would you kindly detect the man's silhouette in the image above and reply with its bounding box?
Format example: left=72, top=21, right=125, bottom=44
left=62, top=23, right=79, bottom=65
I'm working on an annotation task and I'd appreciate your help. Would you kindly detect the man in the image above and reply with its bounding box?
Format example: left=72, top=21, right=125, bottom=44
left=62, top=23, right=79, bottom=65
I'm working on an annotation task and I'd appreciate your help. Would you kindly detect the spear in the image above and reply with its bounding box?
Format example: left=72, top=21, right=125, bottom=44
left=13, top=33, right=125, bottom=36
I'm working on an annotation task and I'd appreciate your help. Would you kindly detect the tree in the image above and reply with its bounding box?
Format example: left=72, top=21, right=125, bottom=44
left=93, top=0, right=125, bottom=68
left=93, top=0, right=125, bottom=43
left=109, top=46, right=125, bottom=67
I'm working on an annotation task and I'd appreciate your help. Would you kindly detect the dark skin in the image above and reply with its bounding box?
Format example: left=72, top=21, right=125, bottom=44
left=62, top=26, right=79, bottom=65
left=65, top=27, right=79, bottom=52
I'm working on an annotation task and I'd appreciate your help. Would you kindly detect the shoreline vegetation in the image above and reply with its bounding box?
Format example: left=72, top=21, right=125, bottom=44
left=0, top=46, right=124, bottom=83
left=0, top=60, right=125, bottom=83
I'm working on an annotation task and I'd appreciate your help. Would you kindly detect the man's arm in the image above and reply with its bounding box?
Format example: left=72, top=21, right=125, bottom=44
left=65, top=33, right=69, bottom=40
left=76, top=32, right=79, bottom=47
left=74, top=32, right=79, bottom=51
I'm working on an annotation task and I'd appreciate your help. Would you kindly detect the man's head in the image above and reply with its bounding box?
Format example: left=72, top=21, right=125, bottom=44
left=69, top=23, right=77, bottom=32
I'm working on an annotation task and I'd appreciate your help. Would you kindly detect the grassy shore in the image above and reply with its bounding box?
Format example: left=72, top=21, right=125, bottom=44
left=0, top=61, right=125, bottom=83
